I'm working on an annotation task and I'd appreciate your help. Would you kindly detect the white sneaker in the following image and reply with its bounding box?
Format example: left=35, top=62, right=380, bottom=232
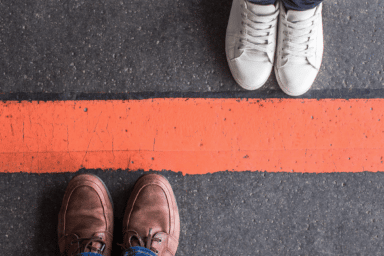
left=275, top=3, right=323, bottom=96
left=226, top=0, right=279, bottom=90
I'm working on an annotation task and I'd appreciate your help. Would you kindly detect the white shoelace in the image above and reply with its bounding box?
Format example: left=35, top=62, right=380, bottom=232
left=238, top=3, right=279, bottom=55
left=281, top=14, right=319, bottom=60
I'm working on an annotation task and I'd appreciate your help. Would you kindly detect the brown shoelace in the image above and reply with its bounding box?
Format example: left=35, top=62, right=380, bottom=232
left=120, top=228, right=161, bottom=254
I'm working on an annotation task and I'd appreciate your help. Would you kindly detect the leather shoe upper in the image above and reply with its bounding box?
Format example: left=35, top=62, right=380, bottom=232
left=58, top=174, right=114, bottom=256
left=122, top=174, right=180, bottom=256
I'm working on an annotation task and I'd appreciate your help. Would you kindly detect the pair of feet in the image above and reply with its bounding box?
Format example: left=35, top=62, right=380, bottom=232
left=226, top=0, right=323, bottom=96
left=58, top=174, right=180, bottom=256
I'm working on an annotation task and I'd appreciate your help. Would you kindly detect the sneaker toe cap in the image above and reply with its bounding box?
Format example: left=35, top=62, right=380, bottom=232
left=276, top=65, right=318, bottom=96
left=228, top=57, right=272, bottom=90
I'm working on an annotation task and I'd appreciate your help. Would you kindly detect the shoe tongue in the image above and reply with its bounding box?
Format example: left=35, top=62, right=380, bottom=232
left=130, top=238, right=141, bottom=247
left=83, top=241, right=103, bottom=253
left=286, top=7, right=316, bottom=22
left=247, top=2, right=276, bottom=15
left=241, top=2, right=275, bottom=61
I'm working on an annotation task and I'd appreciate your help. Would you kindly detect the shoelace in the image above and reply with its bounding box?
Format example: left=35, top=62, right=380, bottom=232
left=281, top=13, right=319, bottom=59
left=120, top=228, right=162, bottom=255
left=69, top=236, right=106, bottom=256
left=238, top=2, right=279, bottom=54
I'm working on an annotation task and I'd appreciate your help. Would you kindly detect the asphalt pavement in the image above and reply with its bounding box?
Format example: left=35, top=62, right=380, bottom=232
left=1, top=0, right=384, bottom=255
left=3, top=170, right=384, bottom=256
left=0, top=0, right=383, bottom=97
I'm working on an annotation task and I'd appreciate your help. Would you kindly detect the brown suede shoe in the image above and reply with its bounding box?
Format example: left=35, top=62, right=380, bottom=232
left=58, top=174, right=114, bottom=256
left=122, top=174, right=180, bottom=256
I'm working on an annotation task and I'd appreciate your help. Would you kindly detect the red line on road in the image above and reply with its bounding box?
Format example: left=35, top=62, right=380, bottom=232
left=1, top=99, right=383, bottom=174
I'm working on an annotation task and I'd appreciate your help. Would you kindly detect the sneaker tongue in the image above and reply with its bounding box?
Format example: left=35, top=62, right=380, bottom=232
left=247, top=2, right=276, bottom=15
left=284, top=7, right=316, bottom=63
left=242, top=2, right=275, bottom=61
left=286, top=8, right=316, bottom=22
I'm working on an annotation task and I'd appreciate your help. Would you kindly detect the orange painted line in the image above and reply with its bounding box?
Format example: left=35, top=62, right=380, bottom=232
left=0, top=99, right=383, bottom=174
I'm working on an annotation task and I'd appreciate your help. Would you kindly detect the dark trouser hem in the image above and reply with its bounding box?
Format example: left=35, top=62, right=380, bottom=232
left=248, top=0, right=277, bottom=5
left=247, top=0, right=323, bottom=11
